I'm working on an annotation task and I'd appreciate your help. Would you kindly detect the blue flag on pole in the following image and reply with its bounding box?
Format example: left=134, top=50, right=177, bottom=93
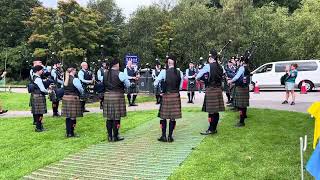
left=306, top=142, right=320, bottom=180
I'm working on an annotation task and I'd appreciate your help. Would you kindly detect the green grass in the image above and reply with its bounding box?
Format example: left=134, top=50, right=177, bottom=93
left=0, top=111, right=157, bottom=179
left=0, top=108, right=315, bottom=179
left=170, top=108, right=314, bottom=180
left=87, top=94, right=156, bottom=108
left=0, top=92, right=155, bottom=111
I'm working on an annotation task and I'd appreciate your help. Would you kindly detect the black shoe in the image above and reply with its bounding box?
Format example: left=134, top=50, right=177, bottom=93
left=108, top=136, right=113, bottom=142
left=282, top=100, right=288, bottom=104
left=158, top=136, right=167, bottom=142
left=167, top=136, right=174, bottom=142
left=131, top=103, right=138, bottom=106
left=53, top=113, right=60, bottom=117
left=83, top=109, right=90, bottom=112
left=290, top=102, right=295, bottom=106
left=66, top=134, right=73, bottom=138
left=0, top=110, right=8, bottom=114
left=235, top=122, right=245, bottom=127
left=35, top=128, right=44, bottom=132
left=200, top=130, right=217, bottom=135
left=113, top=136, right=124, bottom=142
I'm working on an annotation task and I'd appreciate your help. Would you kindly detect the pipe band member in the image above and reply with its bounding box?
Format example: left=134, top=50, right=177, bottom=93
left=0, top=71, right=8, bottom=114
left=124, top=60, right=139, bottom=106
left=228, top=56, right=251, bottom=127
left=185, top=61, right=198, bottom=103
left=196, top=49, right=225, bottom=135
left=31, top=65, right=49, bottom=132
left=96, top=62, right=108, bottom=109
left=78, top=62, right=93, bottom=112
left=62, top=67, right=85, bottom=138
left=103, top=58, right=130, bottom=142
left=154, top=55, right=183, bottom=142
left=152, top=61, right=162, bottom=104
left=50, top=60, right=64, bottom=117
left=225, top=57, right=237, bottom=104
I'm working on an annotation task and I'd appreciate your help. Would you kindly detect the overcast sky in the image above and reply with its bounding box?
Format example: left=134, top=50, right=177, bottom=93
left=39, top=0, right=155, bottom=18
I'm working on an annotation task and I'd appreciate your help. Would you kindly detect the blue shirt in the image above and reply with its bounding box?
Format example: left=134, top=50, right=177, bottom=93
left=231, top=66, right=245, bottom=82
left=34, top=74, right=48, bottom=94
left=119, top=71, right=131, bottom=88
left=51, top=68, right=64, bottom=86
left=196, top=64, right=211, bottom=80
left=97, top=68, right=104, bottom=82
left=78, top=69, right=92, bottom=84
left=124, top=67, right=138, bottom=80
left=154, top=68, right=184, bottom=90
left=185, top=68, right=197, bottom=79
left=73, top=77, right=85, bottom=95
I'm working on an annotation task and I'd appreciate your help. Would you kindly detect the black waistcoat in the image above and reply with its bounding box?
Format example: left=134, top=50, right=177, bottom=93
left=208, top=62, right=223, bottom=88
left=104, top=69, right=125, bottom=93
left=165, top=68, right=181, bottom=93
left=64, top=76, right=79, bottom=96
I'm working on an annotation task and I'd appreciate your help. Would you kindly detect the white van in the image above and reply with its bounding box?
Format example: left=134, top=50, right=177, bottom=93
left=251, top=60, right=320, bottom=91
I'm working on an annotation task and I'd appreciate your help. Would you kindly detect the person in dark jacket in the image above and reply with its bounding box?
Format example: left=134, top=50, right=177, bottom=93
left=196, top=49, right=225, bottom=135
left=154, top=55, right=183, bottom=142
left=103, top=58, right=130, bottom=142
left=228, top=56, right=251, bottom=127
left=30, top=65, right=49, bottom=132
left=185, top=62, right=198, bottom=103
left=62, top=67, right=85, bottom=138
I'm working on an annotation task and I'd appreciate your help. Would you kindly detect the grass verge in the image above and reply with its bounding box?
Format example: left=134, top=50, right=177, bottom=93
left=169, top=108, right=314, bottom=180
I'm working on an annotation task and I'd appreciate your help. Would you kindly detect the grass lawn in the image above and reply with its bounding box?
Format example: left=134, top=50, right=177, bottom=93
left=170, top=109, right=314, bottom=180
left=0, top=111, right=157, bottom=179
left=0, top=108, right=315, bottom=179
left=0, top=92, right=155, bottom=111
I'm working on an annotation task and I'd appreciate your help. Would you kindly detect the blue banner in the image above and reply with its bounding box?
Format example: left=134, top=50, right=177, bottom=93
left=125, top=55, right=139, bottom=67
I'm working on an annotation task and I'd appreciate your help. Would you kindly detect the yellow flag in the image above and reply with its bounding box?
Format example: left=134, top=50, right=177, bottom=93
left=308, top=102, right=320, bottom=149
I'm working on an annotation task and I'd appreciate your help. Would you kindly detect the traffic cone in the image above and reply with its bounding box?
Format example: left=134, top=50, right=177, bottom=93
left=300, top=81, right=307, bottom=94
left=254, top=81, right=260, bottom=94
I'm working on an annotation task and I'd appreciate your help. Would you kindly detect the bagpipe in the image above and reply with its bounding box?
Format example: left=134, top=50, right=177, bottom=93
left=201, top=40, right=233, bottom=87
left=48, top=83, right=64, bottom=102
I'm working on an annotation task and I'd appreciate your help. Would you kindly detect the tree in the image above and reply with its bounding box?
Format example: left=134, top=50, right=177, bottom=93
left=0, top=0, right=40, bottom=47
left=25, top=0, right=119, bottom=68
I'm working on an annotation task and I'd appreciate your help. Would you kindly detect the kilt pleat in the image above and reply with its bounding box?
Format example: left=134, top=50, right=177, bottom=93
left=103, top=92, right=126, bottom=120
left=159, top=93, right=182, bottom=119
left=187, top=80, right=198, bottom=92
left=233, top=86, right=250, bottom=108
left=126, top=82, right=139, bottom=94
left=202, top=87, right=225, bottom=113
left=62, top=95, right=83, bottom=118
left=31, top=94, right=47, bottom=114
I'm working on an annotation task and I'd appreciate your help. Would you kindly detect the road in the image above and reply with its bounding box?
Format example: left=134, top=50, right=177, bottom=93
left=1, top=89, right=319, bottom=118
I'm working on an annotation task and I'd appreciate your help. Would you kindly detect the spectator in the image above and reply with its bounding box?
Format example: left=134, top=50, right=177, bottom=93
left=0, top=71, right=8, bottom=114
left=282, top=64, right=298, bottom=105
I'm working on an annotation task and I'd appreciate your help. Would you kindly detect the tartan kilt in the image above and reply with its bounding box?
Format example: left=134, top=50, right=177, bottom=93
left=154, top=83, right=162, bottom=95
left=126, top=82, right=139, bottom=94
left=30, top=94, right=47, bottom=114
left=202, top=87, right=225, bottom=113
left=233, top=86, right=250, bottom=108
left=103, top=92, right=127, bottom=120
left=187, top=79, right=198, bottom=92
left=62, top=95, right=83, bottom=118
left=158, top=93, right=182, bottom=119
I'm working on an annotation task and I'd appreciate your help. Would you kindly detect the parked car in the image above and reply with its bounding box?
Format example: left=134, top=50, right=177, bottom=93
left=251, top=60, right=320, bottom=92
